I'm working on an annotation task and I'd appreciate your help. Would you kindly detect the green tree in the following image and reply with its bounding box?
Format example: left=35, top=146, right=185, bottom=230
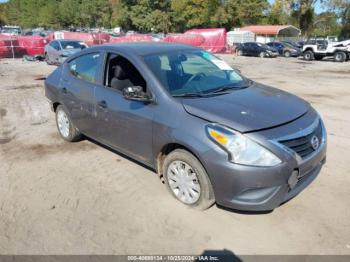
left=0, top=3, right=8, bottom=25
left=325, top=0, right=350, bottom=39
left=290, top=0, right=322, bottom=36
left=171, top=0, right=220, bottom=31
left=312, top=11, right=341, bottom=36
left=267, top=0, right=293, bottom=24
left=129, top=0, right=173, bottom=32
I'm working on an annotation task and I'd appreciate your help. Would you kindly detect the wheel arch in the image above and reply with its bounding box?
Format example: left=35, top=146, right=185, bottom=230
left=303, top=47, right=314, bottom=53
left=156, top=143, right=205, bottom=177
left=52, top=102, right=60, bottom=112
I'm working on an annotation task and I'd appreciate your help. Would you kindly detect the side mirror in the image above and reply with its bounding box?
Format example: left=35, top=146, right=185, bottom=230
left=122, top=86, right=153, bottom=102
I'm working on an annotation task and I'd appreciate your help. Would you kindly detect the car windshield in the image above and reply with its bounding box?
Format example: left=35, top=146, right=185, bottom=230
left=284, top=41, right=298, bottom=48
left=60, top=41, right=86, bottom=50
left=144, top=50, right=249, bottom=97
left=282, top=42, right=295, bottom=48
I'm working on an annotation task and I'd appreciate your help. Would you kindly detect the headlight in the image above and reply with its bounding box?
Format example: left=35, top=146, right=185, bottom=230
left=206, top=124, right=281, bottom=167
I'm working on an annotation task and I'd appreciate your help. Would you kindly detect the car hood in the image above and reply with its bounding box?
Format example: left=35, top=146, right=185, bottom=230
left=181, top=82, right=310, bottom=133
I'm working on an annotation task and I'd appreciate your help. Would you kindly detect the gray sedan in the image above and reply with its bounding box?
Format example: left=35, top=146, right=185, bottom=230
left=44, top=39, right=88, bottom=65
left=45, top=43, right=327, bottom=211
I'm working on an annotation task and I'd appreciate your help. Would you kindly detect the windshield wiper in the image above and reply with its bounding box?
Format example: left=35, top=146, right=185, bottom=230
left=205, top=85, right=240, bottom=94
left=172, top=93, right=206, bottom=98
left=205, top=82, right=252, bottom=95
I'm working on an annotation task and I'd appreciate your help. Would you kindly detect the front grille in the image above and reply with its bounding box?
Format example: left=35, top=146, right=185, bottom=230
left=279, top=121, right=323, bottom=159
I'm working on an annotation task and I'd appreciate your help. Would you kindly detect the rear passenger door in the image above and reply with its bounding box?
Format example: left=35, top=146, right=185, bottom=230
left=60, top=52, right=101, bottom=137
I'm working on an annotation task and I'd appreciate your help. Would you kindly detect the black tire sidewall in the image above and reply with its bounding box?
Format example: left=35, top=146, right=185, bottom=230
left=284, top=51, right=291, bottom=57
left=163, top=149, right=215, bottom=210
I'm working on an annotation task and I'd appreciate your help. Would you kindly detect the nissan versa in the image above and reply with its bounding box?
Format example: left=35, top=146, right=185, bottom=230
left=45, top=43, right=327, bottom=211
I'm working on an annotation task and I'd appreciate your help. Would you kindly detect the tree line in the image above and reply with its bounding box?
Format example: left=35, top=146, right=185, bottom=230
left=0, top=0, right=349, bottom=38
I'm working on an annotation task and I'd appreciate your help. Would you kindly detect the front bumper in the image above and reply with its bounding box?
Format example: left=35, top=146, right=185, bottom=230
left=201, top=117, right=327, bottom=211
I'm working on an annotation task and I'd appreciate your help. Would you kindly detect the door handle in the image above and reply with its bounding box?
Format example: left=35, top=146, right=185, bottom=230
left=61, top=87, right=67, bottom=94
left=97, top=100, right=108, bottom=109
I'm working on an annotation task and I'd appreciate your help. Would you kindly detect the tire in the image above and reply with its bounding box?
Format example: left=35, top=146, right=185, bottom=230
left=55, top=105, right=82, bottom=142
left=303, top=50, right=314, bottom=61
left=237, top=49, right=243, bottom=56
left=334, top=51, right=346, bottom=62
left=45, top=53, right=52, bottom=65
left=259, top=52, right=266, bottom=58
left=284, top=51, right=291, bottom=58
left=163, top=149, right=215, bottom=210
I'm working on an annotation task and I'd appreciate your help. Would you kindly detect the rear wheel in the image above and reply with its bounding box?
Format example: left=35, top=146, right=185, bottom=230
left=163, top=149, right=215, bottom=210
left=334, top=51, right=346, bottom=62
left=55, top=105, right=82, bottom=142
left=303, top=50, right=314, bottom=61
left=284, top=50, right=291, bottom=58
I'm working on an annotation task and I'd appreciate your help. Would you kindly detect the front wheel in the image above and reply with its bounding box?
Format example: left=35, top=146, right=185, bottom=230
left=237, top=49, right=243, bottom=56
left=303, top=50, right=314, bottom=61
left=45, top=53, right=53, bottom=65
left=55, top=105, right=82, bottom=142
left=259, top=52, right=266, bottom=58
left=334, top=51, right=346, bottom=62
left=163, top=149, right=215, bottom=210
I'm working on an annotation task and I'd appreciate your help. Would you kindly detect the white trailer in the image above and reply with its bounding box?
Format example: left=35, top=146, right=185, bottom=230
left=227, top=30, right=255, bottom=47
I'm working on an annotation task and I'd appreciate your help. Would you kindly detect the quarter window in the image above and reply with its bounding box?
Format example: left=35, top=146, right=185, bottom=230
left=68, top=53, right=100, bottom=83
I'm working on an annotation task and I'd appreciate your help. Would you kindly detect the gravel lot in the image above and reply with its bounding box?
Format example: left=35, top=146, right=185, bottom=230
left=0, top=55, right=349, bottom=255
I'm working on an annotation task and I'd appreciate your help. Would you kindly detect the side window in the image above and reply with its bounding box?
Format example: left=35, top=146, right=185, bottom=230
left=104, top=53, right=146, bottom=91
left=69, top=53, right=100, bottom=83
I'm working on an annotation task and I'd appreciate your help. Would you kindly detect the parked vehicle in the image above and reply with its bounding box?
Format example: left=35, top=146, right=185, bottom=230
left=266, top=41, right=301, bottom=57
left=44, top=39, right=88, bottom=65
left=45, top=43, right=327, bottom=211
left=236, top=42, right=279, bottom=58
left=281, top=40, right=303, bottom=49
left=0, top=25, right=22, bottom=35
left=302, top=39, right=350, bottom=62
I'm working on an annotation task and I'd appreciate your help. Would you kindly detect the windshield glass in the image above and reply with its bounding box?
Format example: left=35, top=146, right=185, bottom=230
left=144, top=50, right=249, bottom=97
left=61, top=41, right=86, bottom=50
left=283, top=42, right=296, bottom=49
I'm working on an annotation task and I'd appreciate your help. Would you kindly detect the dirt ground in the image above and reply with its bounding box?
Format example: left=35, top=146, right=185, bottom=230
left=0, top=55, right=349, bottom=255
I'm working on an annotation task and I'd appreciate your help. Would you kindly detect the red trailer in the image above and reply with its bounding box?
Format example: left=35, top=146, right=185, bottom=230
left=184, top=28, right=227, bottom=53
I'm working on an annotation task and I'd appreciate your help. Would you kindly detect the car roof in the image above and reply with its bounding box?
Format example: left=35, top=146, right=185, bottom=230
left=88, top=42, right=198, bottom=56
